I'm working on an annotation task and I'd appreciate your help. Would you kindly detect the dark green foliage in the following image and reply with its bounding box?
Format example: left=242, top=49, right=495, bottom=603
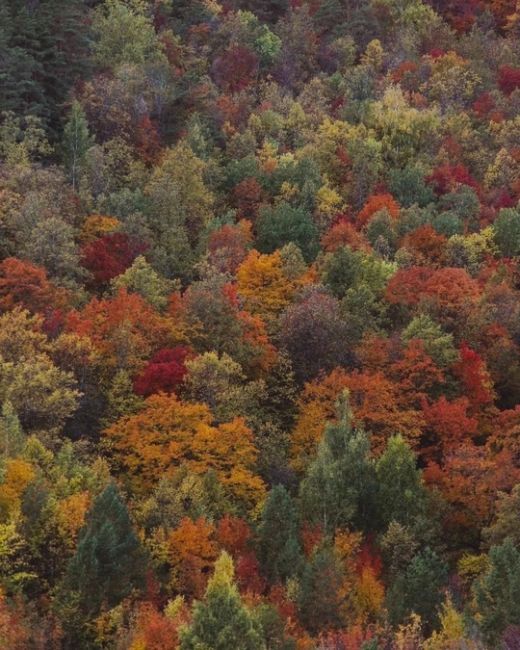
left=61, top=483, right=146, bottom=617
left=389, top=166, right=435, bottom=208
left=321, top=246, right=362, bottom=299
left=298, top=544, right=345, bottom=634
left=257, top=202, right=319, bottom=262
left=432, top=210, right=464, bottom=237
left=387, top=548, right=448, bottom=630
left=0, top=0, right=91, bottom=138
left=475, top=540, right=520, bottom=645
left=494, top=207, right=520, bottom=257
left=254, top=604, right=296, bottom=650
left=257, top=485, right=302, bottom=582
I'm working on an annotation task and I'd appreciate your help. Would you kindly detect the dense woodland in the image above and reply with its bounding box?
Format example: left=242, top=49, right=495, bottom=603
left=2, top=0, right=520, bottom=647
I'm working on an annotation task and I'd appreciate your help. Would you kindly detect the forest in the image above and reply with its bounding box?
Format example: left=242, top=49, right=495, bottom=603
left=1, top=0, right=520, bottom=647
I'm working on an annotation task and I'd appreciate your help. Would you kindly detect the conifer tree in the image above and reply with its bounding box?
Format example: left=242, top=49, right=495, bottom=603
left=257, top=485, right=302, bottom=583
left=475, top=539, right=520, bottom=645
left=299, top=391, right=376, bottom=533
left=62, top=483, right=146, bottom=617
left=375, top=435, right=427, bottom=530
left=62, top=100, right=93, bottom=191
left=180, top=551, right=265, bottom=650
left=298, top=544, right=345, bottom=634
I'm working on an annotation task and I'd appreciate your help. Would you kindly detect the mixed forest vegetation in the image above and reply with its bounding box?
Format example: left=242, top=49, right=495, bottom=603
left=2, top=0, right=520, bottom=647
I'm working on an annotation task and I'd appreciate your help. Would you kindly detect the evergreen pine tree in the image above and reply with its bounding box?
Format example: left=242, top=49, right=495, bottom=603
left=299, top=391, right=376, bottom=533
left=298, top=544, right=345, bottom=634
left=375, top=435, right=427, bottom=530
left=62, top=100, right=93, bottom=191
left=387, top=548, right=448, bottom=631
left=180, top=551, right=266, bottom=650
left=257, top=485, right=302, bottom=583
left=475, top=539, right=520, bottom=645
left=62, top=483, right=146, bottom=617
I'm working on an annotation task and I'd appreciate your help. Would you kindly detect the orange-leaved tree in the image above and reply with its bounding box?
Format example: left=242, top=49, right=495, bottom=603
left=103, top=393, right=265, bottom=509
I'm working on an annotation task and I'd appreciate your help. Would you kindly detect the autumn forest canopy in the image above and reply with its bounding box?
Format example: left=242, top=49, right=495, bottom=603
left=2, top=0, right=520, bottom=647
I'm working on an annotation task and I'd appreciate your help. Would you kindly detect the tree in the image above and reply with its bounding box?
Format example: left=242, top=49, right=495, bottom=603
left=0, top=309, right=79, bottom=438
left=92, top=0, right=166, bottom=69
left=180, top=552, right=265, bottom=650
left=375, top=435, right=427, bottom=530
left=0, top=257, right=68, bottom=314
left=167, top=517, right=219, bottom=598
left=320, top=246, right=363, bottom=300
left=299, top=392, right=376, bottom=533
left=402, top=314, right=457, bottom=368
left=104, top=393, right=265, bottom=508
left=212, top=46, right=259, bottom=93
left=425, top=444, right=520, bottom=548
left=237, top=250, right=298, bottom=325
left=387, top=548, right=448, bottom=631
left=256, top=202, right=319, bottom=262
left=61, top=483, right=146, bottom=617
left=111, top=255, right=176, bottom=310
left=208, top=221, right=253, bottom=275
left=298, top=544, right=345, bottom=634
left=475, top=540, right=520, bottom=645
left=180, top=277, right=275, bottom=374
left=0, top=0, right=90, bottom=137
left=453, top=342, right=495, bottom=413
left=66, top=288, right=182, bottom=376
left=62, top=100, right=93, bottom=191
left=81, top=232, right=148, bottom=287
left=0, top=401, right=25, bottom=458
left=278, top=287, right=351, bottom=384
left=133, top=346, right=191, bottom=397
left=498, top=65, right=520, bottom=96
left=22, top=217, right=83, bottom=286
left=183, top=351, right=264, bottom=426
left=483, top=485, right=520, bottom=548
left=257, top=486, right=302, bottom=583
left=357, top=193, right=400, bottom=227
left=494, top=207, right=520, bottom=257
left=145, top=142, right=214, bottom=279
